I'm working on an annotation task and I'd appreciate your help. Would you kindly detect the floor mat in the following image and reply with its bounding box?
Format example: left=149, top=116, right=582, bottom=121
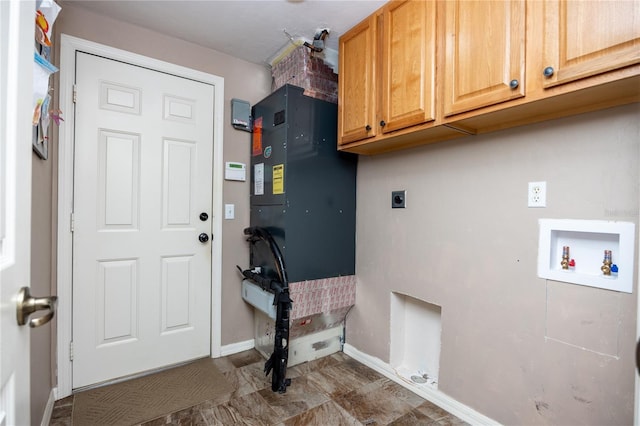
left=72, top=358, right=233, bottom=425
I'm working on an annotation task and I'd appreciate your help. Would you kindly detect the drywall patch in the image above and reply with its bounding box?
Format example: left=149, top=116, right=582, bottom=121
left=545, top=280, right=621, bottom=357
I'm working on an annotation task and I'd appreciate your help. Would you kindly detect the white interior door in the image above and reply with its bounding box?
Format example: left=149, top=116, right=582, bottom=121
left=0, top=0, right=34, bottom=423
left=72, top=52, right=214, bottom=388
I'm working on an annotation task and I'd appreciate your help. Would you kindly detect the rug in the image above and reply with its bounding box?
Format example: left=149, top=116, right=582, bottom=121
left=72, top=358, right=233, bottom=425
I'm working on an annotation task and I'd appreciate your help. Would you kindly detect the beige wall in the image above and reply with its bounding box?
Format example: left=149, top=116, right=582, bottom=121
left=349, top=103, right=639, bottom=424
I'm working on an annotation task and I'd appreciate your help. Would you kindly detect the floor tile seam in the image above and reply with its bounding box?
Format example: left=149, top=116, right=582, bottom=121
left=197, top=406, right=215, bottom=426
left=211, top=391, right=281, bottom=425
left=256, top=387, right=325, bottom=424
left=415, top=400, right=454, bottom=421
left=334, top=363, right=386, bottom=385
left=289, top=373, right=336, bottom=406
left=224, top=362, right=273, bottom=398
left=246, top=387, right=289, bottom=422
left=271, top=399, right=363, bottom=426
left=299, top=369, right=360, bottom=401
left=328, top=399, right=368, bottom=426
left=332, top=381, right=420, bottom=426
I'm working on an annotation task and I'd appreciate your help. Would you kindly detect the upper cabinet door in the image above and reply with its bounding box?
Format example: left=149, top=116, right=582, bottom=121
left=542, top=0, right=640, bottom=88
left=443, top=0, right=526, bottom=117
left=380, top=0, right=436, bottom=134
left=338, top=15, right=377, bottom=145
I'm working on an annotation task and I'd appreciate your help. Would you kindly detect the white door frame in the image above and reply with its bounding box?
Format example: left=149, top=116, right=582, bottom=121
left=56, top=34, right=224, bottom=398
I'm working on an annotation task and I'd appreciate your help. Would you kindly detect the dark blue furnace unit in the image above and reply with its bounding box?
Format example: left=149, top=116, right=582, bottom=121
left=239, top=84, right=357, bottom=393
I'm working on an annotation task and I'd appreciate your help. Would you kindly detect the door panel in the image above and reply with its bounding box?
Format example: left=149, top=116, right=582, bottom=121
left=98, top=259, right=137, bottom=344
left=98, top=131, right=140, bottom=229
left=543, top=0, right=640, bottom=88
left=163, top=140, right=196, bottom=227
left=443, top=0, right=525, bottom=116
left=73, top=52, right=214, bottom=389
left=338, top=15, right=377, bottom=145
left=381, top=0, right=435, bottom=133
left=162, top=256, right=193, bottom=330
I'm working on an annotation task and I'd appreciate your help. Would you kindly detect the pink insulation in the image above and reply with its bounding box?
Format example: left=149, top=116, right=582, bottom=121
left=271, top=46, right=338, bottom=104
left=288, top=275, right=356, bottom=320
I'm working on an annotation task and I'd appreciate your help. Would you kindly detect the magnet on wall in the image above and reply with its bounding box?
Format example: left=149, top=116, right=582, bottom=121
left=231, top=98, right=251, bottom=132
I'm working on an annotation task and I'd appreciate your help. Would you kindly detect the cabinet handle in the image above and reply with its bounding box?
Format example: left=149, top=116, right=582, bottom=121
left=365, top=125, right=372, bottom=131
left=380, top=120, right=386, bottom=127
left=543, top=66, right=555, bottom=78
left=509, top=79, right=519, bottom=89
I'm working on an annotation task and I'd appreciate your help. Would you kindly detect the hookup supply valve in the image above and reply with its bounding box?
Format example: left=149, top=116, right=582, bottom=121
left=561, top=246, right=570, bottom=270
left=601, top=250, right=612, bottom=276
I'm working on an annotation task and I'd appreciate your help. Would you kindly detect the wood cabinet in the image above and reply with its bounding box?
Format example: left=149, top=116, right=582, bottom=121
left=338, top=0, right=640, bottom=155
left=338, top=15, right=377, bottom=145
left=338, top=0, right=441, bottom=147
left=442, top=0, right=525, bottom=116
left=448, top=0, right=640, bottom=134
left=541, top=0, right=640, bottom=89
left=380, top=0, right=436, bottom=133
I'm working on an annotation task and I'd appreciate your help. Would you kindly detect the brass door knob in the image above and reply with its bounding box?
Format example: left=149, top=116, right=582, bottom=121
left=16, top=287, right=58, bottom=328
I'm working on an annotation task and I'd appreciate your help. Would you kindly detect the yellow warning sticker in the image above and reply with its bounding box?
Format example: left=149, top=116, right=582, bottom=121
left=272, top=164, right=284, bottom=194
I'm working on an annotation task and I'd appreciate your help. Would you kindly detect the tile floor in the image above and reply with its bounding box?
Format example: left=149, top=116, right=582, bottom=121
left=49, top=349, right=467, bottom=425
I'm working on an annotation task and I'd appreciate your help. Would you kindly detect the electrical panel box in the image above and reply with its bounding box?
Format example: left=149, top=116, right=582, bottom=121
left=249, top=85, right=357, bottom=282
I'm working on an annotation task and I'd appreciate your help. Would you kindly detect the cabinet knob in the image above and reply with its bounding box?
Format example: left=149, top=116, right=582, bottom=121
left=509, top=79, right=519, bottom=89
left=380, top=120, right=386, bottom=127
left=365, top=125, right=372, bottom=131
left=543, top=66, right=555, bottom=78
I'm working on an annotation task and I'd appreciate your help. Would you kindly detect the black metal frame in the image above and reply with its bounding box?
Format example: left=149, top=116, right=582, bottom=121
left=238, top=226, right=292, bottom=393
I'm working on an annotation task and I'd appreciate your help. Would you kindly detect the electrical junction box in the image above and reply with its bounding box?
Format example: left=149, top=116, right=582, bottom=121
left=231, top=98, right=251, bottom=132
left=249, top=85, right=357, bottom=282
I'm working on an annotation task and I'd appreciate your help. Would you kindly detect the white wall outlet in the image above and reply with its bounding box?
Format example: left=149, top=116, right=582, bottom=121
left=528, top=181, right=546, bottom=208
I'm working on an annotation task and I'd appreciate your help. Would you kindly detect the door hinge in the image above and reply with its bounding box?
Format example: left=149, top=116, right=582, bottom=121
left=69, top=341, right=74, bottom=361
left=70, top=212, right=75, bottom=233
left=72, top=84, right=77, bottom=103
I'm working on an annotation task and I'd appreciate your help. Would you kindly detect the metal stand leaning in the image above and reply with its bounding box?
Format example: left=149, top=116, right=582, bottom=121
left=238, top=227, right=292, bottom=393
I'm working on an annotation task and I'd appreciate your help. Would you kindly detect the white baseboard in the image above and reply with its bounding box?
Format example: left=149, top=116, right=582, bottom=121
left=219, top=339, right=255, bottom=357
left=343, top=344, right=499, bottom=426
left=40, top=388, right=56, bottom=426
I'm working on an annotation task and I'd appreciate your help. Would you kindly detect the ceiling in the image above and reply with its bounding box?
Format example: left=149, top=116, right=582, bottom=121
left=60, top=0, right=386, bottom=70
